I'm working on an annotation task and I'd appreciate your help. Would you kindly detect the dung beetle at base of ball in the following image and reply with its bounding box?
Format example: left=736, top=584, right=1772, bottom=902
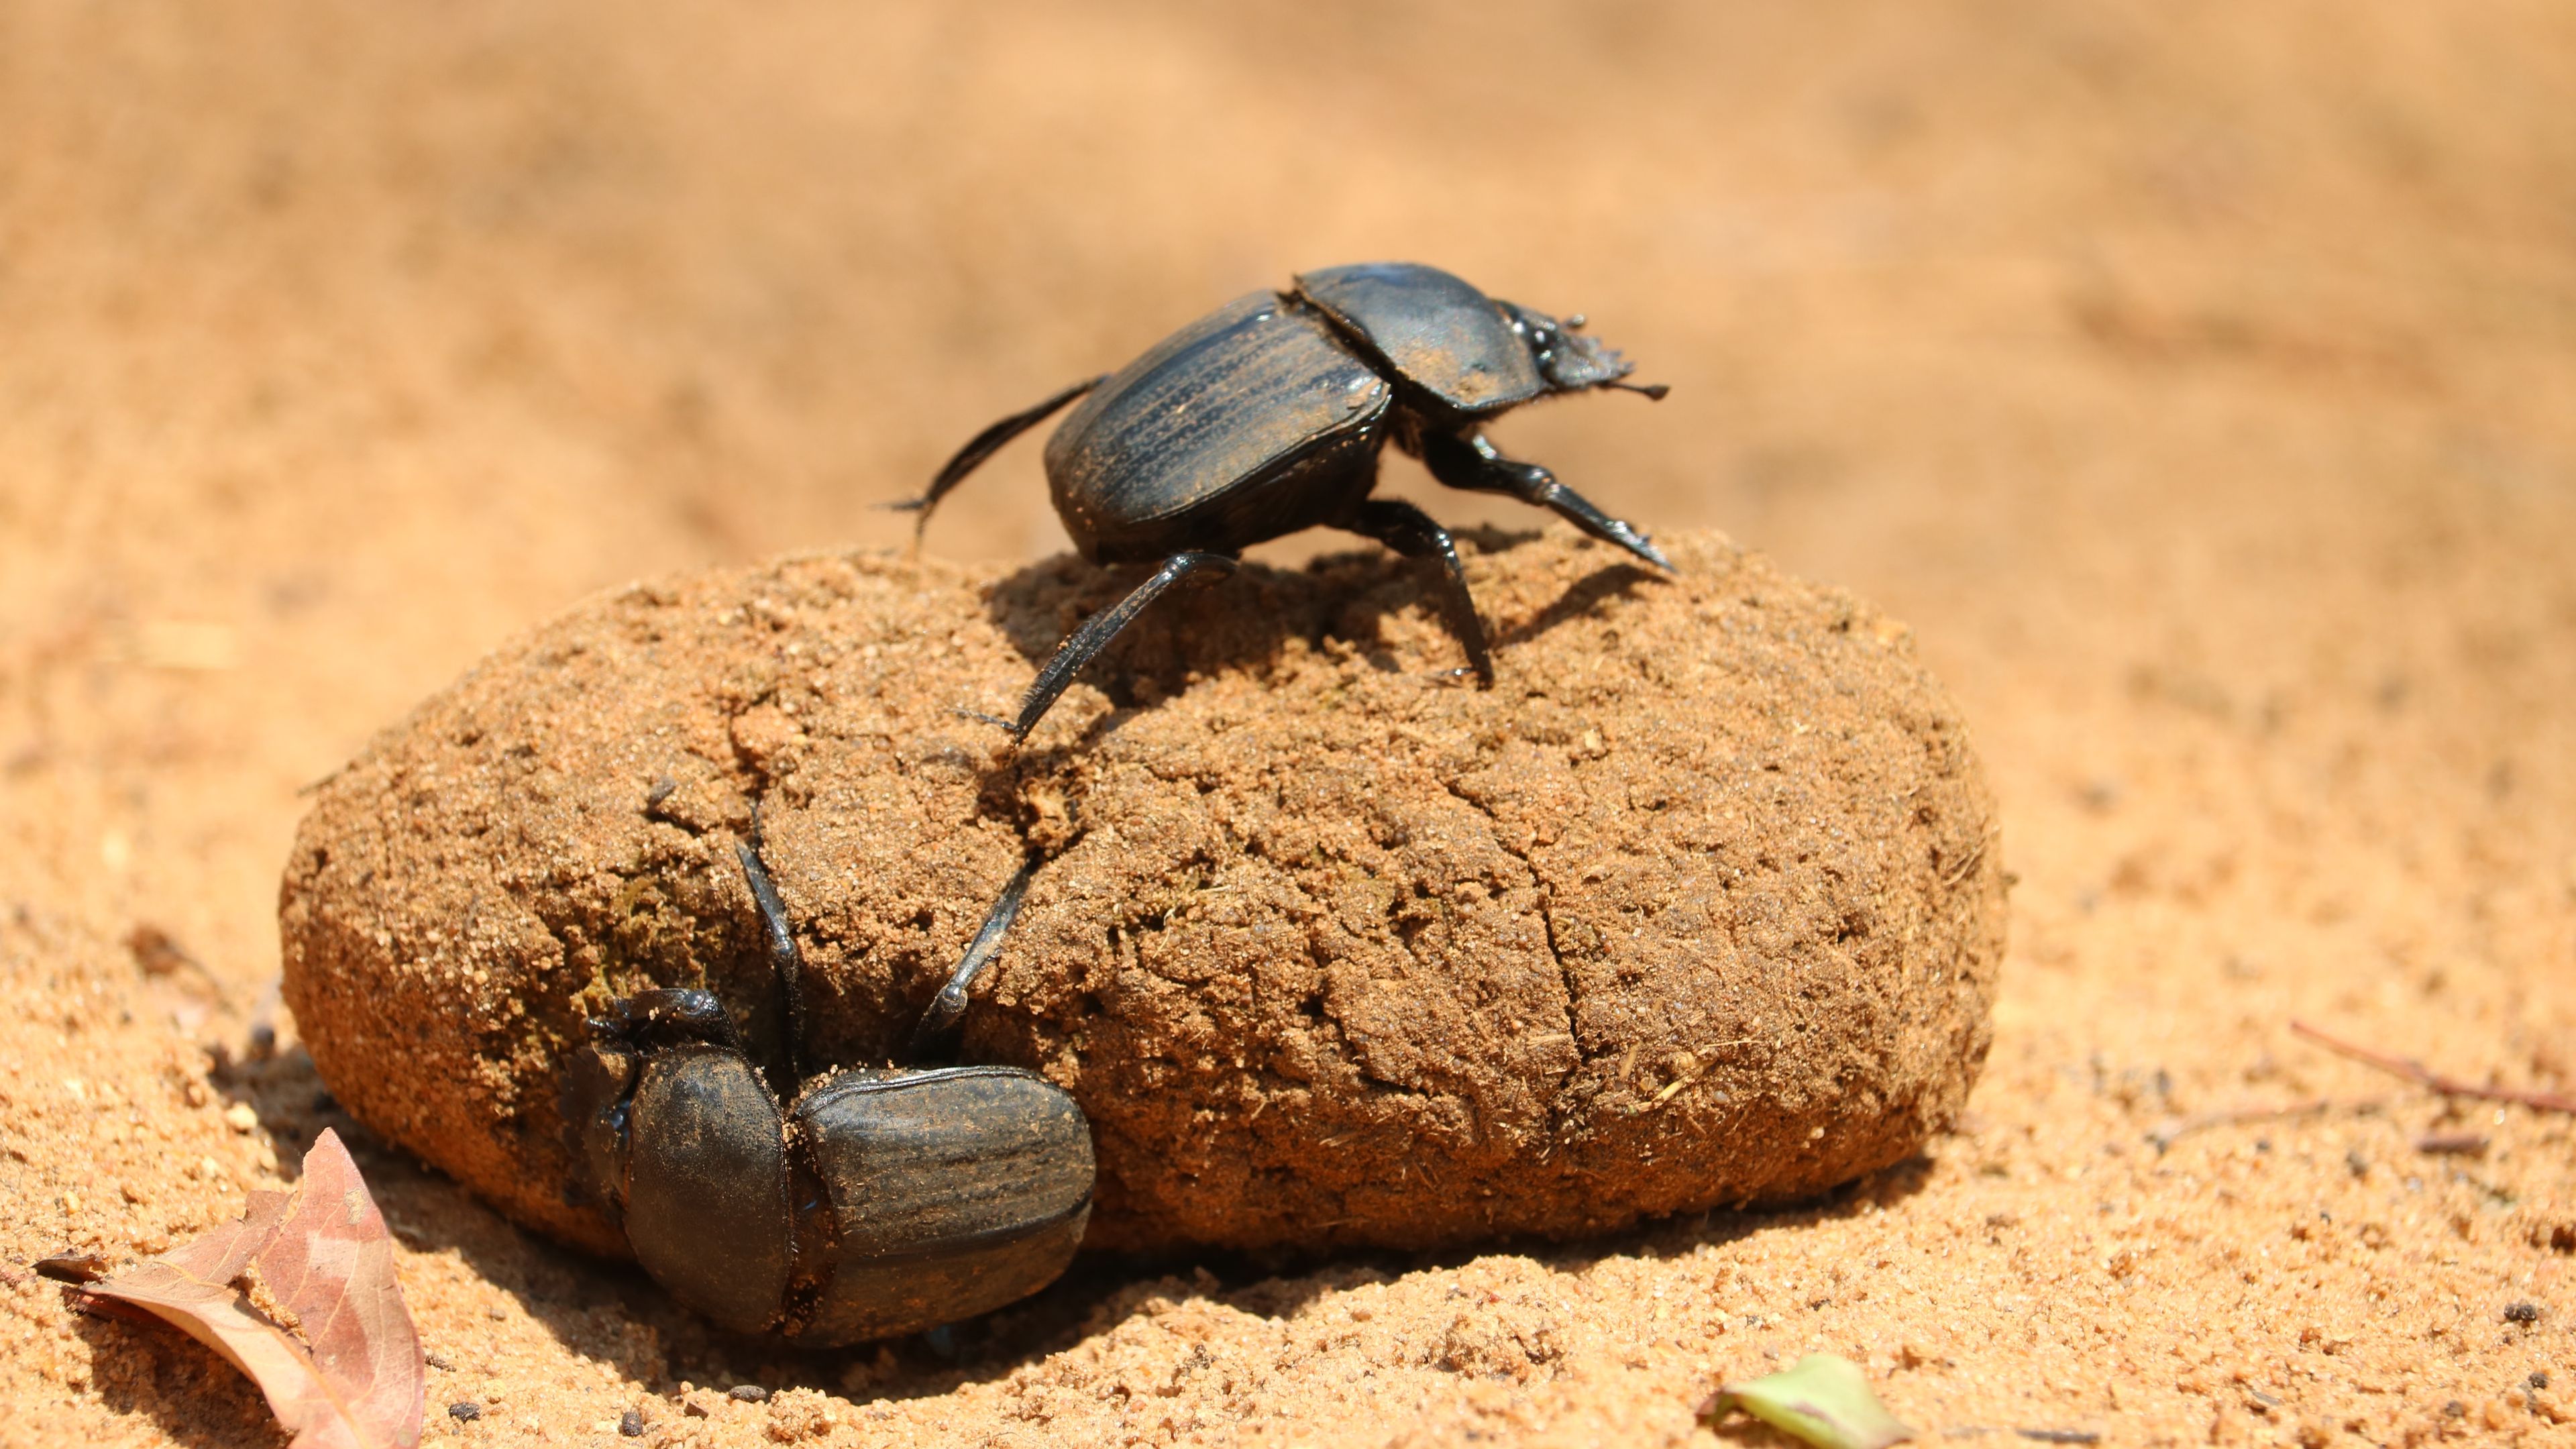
left=894, top=261, right=1672, bottom=741
left=562, top=839, right=1086, bottom=1345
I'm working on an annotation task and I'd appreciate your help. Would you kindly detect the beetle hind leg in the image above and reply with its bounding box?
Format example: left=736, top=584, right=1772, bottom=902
left=1008, top=551, right=1238, bottom=741
left=906, top=854, right=1040, bottom=1063
left=1420, top=428, right=1672, bottom=572
left=1338, top=497, right=1495, bottom=685
left=886, top=376, right=1106, bottom=542
left=735, top=839, right=808, bottom=1087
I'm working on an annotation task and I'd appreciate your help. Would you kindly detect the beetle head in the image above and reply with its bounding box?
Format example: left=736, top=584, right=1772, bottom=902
left=561, top=1035, right=638, bottom=1214
left=561, top=988, right=747, bottom=1216
left=1500, top=301, right=1669, bottom=400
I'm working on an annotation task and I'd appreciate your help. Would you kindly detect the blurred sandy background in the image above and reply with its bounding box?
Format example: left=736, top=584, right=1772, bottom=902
left=3, top=3, right=2572, bottom=1445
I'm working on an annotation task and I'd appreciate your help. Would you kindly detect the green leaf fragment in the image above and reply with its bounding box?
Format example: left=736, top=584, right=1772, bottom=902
left=1709, top=1353, right=1913, bottom=1449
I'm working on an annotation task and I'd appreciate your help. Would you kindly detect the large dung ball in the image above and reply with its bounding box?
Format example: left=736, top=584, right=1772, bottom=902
left=280, top=531, right=2003, bottom=1256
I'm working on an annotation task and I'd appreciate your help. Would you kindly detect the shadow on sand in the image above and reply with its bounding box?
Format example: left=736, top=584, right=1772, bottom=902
left=184, top=1043, right=1937, bottom=1412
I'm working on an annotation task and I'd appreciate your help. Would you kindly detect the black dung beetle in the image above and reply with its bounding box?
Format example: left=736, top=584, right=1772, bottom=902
left=896, top=261, right=1670, bottom=740
left=564, top=843, right=1086, bottom=1344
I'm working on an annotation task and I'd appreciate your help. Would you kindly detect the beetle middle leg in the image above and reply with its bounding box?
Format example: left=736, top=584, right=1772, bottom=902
left=1007, top=550, right=1238, bottom=741
left=1336, top=496, right=1495, bottom=684
left=1419, top=428, right=1672, bottom=572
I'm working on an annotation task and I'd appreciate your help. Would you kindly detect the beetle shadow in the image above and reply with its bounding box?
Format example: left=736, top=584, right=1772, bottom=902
left=973, top=551, right=1346, bottom=741
left=1491, top=558, right=1662, bottom=651
left=974, top=531, right=1667, bottom=751
left=60, top=1307, right=282, bottom=1449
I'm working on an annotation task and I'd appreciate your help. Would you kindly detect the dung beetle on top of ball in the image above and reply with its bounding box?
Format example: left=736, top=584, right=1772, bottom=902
left=896, top=262, right=1672, bottom=741
left=564, top=842, right=1081, bottom=1345
left=559, top=265, right=1666, bottom=1343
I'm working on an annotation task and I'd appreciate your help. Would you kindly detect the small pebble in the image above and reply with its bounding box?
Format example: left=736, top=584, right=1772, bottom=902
left=620, top=1407, right=645, bottom=1436
left=728, top=1384, right=770, bottom=1403
left=447, top=1401, right=481, bottom=1421
left=423, top=1351, right=453, bottom=1371
left=223, top=1102, right=259, bottom=1134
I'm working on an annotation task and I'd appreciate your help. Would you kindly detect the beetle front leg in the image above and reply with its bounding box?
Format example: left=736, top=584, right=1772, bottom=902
left=1338, top=497, right=1494, bottom=685
left=1419, top=428, right=1672, bottom=572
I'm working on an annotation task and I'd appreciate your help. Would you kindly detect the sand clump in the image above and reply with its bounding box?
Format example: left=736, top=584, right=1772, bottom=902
left=279, top=529, right=2002, bottom=1260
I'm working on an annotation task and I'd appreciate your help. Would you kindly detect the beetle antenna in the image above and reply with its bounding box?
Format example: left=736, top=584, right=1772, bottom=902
left=1610, top=380, right=1670, bottom=400
left=905, top=854, right=1040, bottom=1064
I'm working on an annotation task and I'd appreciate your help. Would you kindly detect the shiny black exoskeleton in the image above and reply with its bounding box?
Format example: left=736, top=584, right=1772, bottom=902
left=565, top=844, right=1085, bottom=1345
left=898, top=262, right=1670, bottom=741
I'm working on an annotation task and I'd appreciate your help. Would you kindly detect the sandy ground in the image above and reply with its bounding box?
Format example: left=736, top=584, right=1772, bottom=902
left=3, top=2, right=2572, bottom=1446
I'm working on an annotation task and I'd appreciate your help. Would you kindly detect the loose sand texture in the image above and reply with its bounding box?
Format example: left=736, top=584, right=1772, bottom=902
left=4, top=3, right=2575, bottom=1446
left=279, top=533, right=2001, bottom=1256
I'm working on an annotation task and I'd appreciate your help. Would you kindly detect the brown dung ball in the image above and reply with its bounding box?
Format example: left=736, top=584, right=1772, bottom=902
left=280, top=530, right=2004, bottom=1256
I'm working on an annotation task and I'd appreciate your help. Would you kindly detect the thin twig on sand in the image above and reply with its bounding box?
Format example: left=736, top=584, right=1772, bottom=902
left=2145, top=1097, right=2381, bottom=1152
left=2290, top=1020, right=2576, bottom=1115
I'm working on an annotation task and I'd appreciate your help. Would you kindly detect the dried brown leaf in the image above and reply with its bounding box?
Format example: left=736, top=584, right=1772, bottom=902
left=86, top=1128, right=424, bottom=1449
